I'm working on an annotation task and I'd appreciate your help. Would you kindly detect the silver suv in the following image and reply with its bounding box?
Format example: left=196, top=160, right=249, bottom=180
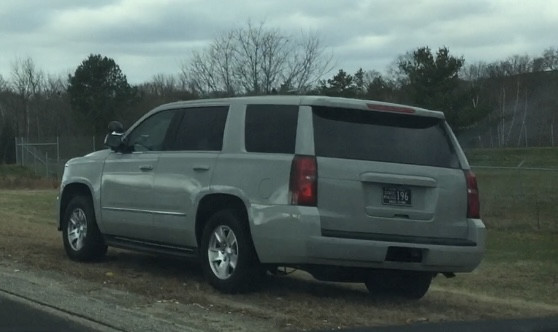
left=57, top=96, right=485, bottom=299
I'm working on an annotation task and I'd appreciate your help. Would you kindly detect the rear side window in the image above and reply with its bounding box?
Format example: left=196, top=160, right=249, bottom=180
left=169, top=106, right=229, bottom=151
left=245, top=104, right=298, bottom=154
left=312, top=107, right=460, bottom=168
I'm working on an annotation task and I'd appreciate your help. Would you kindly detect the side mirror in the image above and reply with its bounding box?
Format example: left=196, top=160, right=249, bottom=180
left=105, top=121, right=125, bottom=151
left=104, top=132, right=124, bottom=151
left=108, top=121, right=124, bottom=134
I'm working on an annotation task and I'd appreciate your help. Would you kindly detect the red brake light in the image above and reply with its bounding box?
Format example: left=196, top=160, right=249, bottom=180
left=289, top=155, right=317, bottom=206
left=465, top=170, right=480, bottom=218
left=366, top=103, right=415, bottom=114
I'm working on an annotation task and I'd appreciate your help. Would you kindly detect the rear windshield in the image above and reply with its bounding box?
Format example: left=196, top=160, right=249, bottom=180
left=312, top=107, right=460, bottom=168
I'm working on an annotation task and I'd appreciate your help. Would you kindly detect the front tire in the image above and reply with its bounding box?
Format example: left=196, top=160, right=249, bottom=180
left=365, top=270, right=432, bottom=299
left=62, top=195, right=107, bottom=261
left=201, top=210, right=261, bottom=293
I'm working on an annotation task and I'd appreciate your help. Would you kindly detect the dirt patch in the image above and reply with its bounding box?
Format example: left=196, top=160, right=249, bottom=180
left=1, top=189, right=558, bottom=331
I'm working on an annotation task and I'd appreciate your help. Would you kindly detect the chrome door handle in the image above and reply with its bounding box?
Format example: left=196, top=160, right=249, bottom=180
left=193, top=165, right=210, bottom=171
left=139, top=165, right=154, bottom=171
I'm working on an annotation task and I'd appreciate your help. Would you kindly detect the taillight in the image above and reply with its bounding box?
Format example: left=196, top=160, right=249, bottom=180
left=289, top=155, right=317, bottom=206
left=465, top=170, right=480, bottom=218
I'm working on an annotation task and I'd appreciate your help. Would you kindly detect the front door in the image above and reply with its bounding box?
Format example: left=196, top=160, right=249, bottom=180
left=100, top=109, right=179, bottom=240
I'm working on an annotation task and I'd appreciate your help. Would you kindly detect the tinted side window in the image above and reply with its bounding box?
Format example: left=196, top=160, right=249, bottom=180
left=245, top=105, right=298, bottom=154
left=169, top=106, right=229, bottom=151
left=126, top=110, right=177, bottom=152
left=312, top=107, right=460, bottom=168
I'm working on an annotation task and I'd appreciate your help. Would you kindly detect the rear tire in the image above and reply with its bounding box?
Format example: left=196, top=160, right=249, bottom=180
left=200, top=210, right=261, bottom=293
left=62, top=196, right=107, bottom=261
left=365, top=270, right=432, bottom=299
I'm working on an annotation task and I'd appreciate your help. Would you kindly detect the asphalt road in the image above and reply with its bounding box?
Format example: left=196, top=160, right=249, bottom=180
left=0, top=293, right=100, bottom=332
left=345, top=317, right=558, bottom=332
left=1, top=262, right=558, bottom=332
left=3, top=288, right=558, bottom=332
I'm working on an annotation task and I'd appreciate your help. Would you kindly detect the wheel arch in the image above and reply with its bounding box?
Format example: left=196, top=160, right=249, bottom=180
left=58, top=182, right=94, bottom=230
left=195, top=193, right=251, bottom=248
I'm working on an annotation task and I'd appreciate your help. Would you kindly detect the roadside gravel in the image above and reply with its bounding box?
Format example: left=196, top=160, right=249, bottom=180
left=0, top=260, right=278, bottom=332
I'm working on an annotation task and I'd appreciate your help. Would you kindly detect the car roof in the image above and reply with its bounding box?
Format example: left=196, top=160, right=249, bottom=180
left=153, top=95, right=445, bottom=119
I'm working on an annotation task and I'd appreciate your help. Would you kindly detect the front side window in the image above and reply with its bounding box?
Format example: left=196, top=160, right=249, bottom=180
left=169, top=106, right=229, bottom=151
left=245, top=104, right=299, bottom=154
left=126, top=110, right=177, bottom=152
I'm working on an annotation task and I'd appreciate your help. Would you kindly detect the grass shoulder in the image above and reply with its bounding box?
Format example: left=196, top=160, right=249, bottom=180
left=465, top=147, right=558, bottom=167
left=435, top=229, right=558, bottom=305
left=0, top=164, right=58, bottom=189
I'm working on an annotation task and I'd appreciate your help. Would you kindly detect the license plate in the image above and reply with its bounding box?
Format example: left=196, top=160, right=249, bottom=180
left=382, top=187, right=412, bottom=206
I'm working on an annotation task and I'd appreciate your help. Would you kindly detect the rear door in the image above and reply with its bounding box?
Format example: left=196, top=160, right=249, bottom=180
left=150, top=106, right=229, bottom=246
left=312, top=106, right=470, bottom=244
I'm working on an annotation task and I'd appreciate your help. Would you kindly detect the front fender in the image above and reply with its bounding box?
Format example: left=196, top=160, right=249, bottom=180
left=58, top=153, right=107, bottom=230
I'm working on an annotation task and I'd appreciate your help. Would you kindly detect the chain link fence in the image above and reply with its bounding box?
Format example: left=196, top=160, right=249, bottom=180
left=473, top=166, right=558, bottom=232
left=15, top=136, right=98, bottom=178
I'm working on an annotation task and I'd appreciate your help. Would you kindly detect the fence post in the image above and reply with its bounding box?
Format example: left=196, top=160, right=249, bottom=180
left=21, top=137, right=24, bottom=167
left=551, top=123, right=554, bottom=147
left=14, top=137, right=18, bottom=165
left=56, top=136, right=60, bottom=165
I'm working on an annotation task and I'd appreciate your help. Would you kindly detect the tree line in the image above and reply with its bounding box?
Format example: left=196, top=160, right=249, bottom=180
left=1, top=21, right=558, bottom=163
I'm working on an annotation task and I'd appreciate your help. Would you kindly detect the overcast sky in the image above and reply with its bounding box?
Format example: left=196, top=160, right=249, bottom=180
left=1, top=0, right=557, bottom=84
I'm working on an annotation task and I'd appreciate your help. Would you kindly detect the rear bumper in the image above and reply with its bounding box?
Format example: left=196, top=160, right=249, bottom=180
left=306, top=219, right=485, bottom=272
left=252, top=206, right=485, bottom=273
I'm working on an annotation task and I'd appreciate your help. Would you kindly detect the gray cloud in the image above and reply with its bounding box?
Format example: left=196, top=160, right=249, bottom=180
left=1, top=0, right=557, bottom=84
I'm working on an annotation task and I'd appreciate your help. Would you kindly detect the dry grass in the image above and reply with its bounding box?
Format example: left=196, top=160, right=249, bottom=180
left=1, top=189, right=558, bottom=331
left=435, top=230, right=558, bottom=306
left=0, top=177, right=59, bottom=189
left=0, top=165, right=58, bottom=189
left=465, top=147, right=558, bottom=232
left=476, top=168, right=558, bottom=231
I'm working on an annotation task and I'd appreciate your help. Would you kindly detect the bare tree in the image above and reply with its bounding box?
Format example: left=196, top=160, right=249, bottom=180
left=137, top=74, right=198, bottom=120
left=0, top=74, right=7, bottom=91
left=461, top=62, right=491, bottom=111
left=0, top=78, right=15, bottom=163
left=188, top=50, right=219, bottom=94
left=486, top=62, right=508, bottom=79
left=284, top=31, right=334, bottom=92
left=184, top=21, right=333, bottom=96
left=41, top=74, right=73, bottom=136
left=461, top=62, right=489, bottom=82
left=506, top=55, right=532, bottom=75
left=214, top=31, right=238, bottom=95
left=250, top=24, right=290, bottom=93
left=541, top=47, right=558, bottom=71
left=234, top=22, right=265, bottom=94
left=10, top=57, right=45, bottom=138
left=185, top=30, right=238, bottom=96
left=0, top=75, right=8, bottom=125
left=145, top=73, right=178, bottom=97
